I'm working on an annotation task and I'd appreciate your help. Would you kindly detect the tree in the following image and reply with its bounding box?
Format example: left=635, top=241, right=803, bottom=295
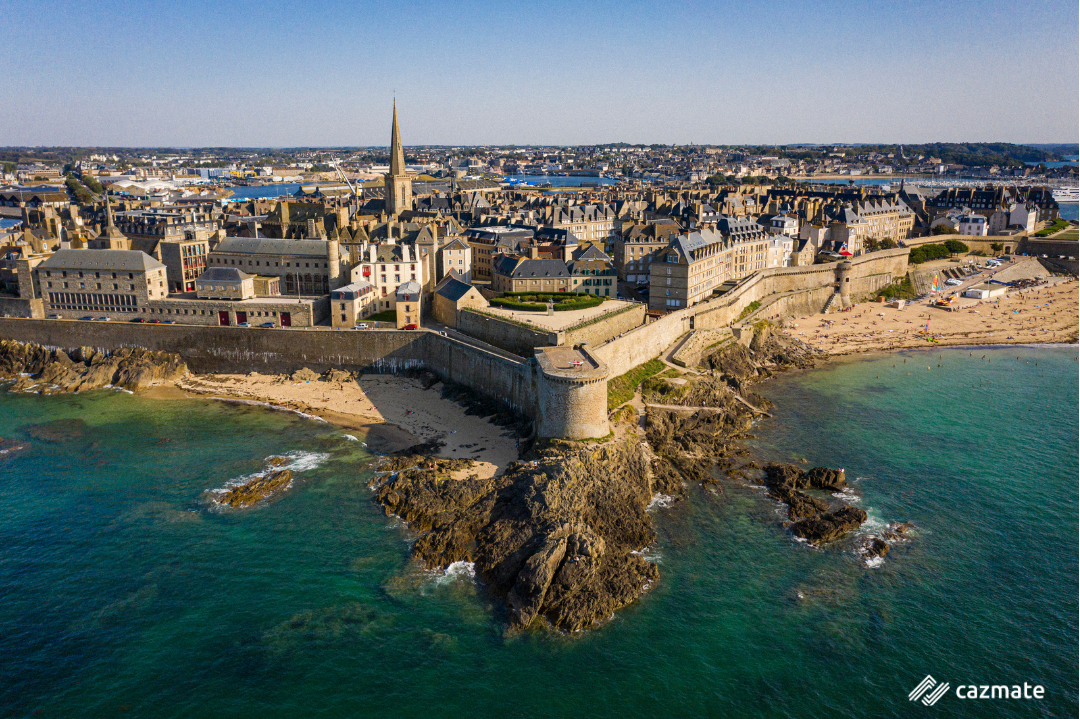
left=944, top=239, right=969, bottom=255
left=990, top=242, right=1003, bottom=253
left=864, top=238, right=881, bottom=252
left=82, top=174, right=103, bottom=193
left=881, top=239, right=898, bottom=249
left=931, top=225, right=953, bottom=235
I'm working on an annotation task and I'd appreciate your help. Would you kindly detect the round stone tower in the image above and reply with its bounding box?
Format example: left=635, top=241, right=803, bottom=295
left=836, top=261, right=853, bottom=308
left=534, top=345, right=609, bottom=440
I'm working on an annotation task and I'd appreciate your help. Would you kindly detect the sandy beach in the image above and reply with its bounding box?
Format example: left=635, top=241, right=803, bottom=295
left=779, top=277, right=1078, bottom=355
left=171, top=371, right=519, bottom=478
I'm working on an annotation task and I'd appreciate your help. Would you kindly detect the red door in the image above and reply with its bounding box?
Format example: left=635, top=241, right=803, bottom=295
left=218, top=311, right=230, bottom=326
left=280, top=312, right=291, bottom=327
left=236, top=311, right=247, bottom=324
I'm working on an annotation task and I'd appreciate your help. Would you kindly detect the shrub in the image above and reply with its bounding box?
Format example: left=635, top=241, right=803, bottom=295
left=736, top=300, right=762, bottom=321
left=944, top=239, right=969, bottom=254
left=876, top=276, right=917, bottom=300
left=932, top=225, right=954, bottom=235
left=909, top=243, right=950, bottom=264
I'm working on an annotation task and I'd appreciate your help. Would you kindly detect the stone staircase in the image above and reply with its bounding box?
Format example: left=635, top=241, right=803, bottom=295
left=821, top=292, right=842, bottom=314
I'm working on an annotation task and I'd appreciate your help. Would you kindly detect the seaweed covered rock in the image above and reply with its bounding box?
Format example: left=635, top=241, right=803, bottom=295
left=218, top=469, right=294, bottom=508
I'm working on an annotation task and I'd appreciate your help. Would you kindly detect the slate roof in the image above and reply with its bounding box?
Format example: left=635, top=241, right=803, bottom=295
left=197, top=267, right=252, bottom=282
left=39, top=249, right=165, bottom=272
left=434, top=273, right=475, bottom=302
left=214, top=237, right=329, bottom=257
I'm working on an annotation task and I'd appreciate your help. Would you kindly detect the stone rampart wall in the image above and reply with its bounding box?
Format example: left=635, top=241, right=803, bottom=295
left=0, top=296, right=41, bottom=319
left=0, top=318, right=540, bottom=420
left=562, top=304, right=646, bottom=349
left=457, top=309, right=557, bottom=357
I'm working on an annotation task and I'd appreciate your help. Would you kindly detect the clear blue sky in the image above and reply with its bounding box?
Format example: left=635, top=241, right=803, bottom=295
left=1, top=0, right=1076, bottom=146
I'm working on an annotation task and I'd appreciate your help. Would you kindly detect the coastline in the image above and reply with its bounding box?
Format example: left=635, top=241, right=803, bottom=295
left=164, top=371, right=520, bottom=478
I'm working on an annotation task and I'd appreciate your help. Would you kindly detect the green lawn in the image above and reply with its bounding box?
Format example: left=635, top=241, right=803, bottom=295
left=366, top=310, right=397, bottom=322
left=606, top=359, right=666, bottom=411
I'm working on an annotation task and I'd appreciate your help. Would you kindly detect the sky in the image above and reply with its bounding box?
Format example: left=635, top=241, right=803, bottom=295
left=0, top=0, right=1077, bottom=147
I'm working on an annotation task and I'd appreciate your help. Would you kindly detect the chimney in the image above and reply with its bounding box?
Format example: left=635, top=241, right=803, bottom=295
left=529, top=245, right=539, bottom=259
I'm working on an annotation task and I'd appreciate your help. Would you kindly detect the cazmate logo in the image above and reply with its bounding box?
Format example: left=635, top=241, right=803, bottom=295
left=909, top=675, right=1046, bottom=705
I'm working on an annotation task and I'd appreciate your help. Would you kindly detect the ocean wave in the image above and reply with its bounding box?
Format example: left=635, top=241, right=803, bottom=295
left=208, top=396, right=327, bottom=422
left=342, top=434, right=359, bottom=441
left=435, top=561, right=476, bottom=585
left=832, top=488, right=861, bottom=503
left=632, top=546, right=663, bottom=563
left=208, top=450, right=329, bottom=501
left=864, top=556, right=884, bottom=569
left=647, top=493, right=675, bottom=511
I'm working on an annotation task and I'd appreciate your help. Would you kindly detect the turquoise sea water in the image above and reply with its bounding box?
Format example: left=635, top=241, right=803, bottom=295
left=0, top=345, right=1076, bottom=718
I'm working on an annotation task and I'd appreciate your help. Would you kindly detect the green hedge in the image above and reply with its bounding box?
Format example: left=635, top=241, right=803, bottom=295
left=909, top=243, right=951, bottom=264
left=490, top=297, right=546, bottom=311
left=1034, top=219, right=1069, bottom=237
left=491, top=292, right=605, bottom=312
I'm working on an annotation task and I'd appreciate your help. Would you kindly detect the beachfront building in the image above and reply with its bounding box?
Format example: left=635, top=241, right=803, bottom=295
left=395, top=281, right=421, bottom=328
left=207, top=237, right=342, bottom=296
left=195, top=267, right=254, bottom=300
left=432, top=272, right=488, bottom=327
left=647, top=229, right=726, bottom=312
left=348, top=240, right=426, bottom=313
left=330, top=280, right=378, bottom=328
left=36, top=249, right=168, bottom=319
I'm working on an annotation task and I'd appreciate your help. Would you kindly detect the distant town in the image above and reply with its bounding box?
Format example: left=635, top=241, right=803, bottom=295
left=0, top=106, right=1076, bottom=339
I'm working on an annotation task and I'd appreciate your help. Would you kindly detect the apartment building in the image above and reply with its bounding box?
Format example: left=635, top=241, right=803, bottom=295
left=348, top=241, right=425, bottom=313
left=330, top=280, right=378, bottom=328
left=612, top=222, right=681, bottom=283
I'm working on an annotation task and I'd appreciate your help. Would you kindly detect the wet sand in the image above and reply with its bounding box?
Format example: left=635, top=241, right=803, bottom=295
left=169, top=372, right=518, bottom=478
left=781, top=278, right=1078, bottom=355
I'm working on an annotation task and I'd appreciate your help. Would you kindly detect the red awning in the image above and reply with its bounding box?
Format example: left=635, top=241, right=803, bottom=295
left=839, top=251, right=853, bottom=256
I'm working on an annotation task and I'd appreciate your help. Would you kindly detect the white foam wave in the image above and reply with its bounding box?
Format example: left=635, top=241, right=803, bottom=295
left=208, top=396, right=327, bottom=422
left=832, top=488, right=861, bottom=503
left=432, top=561, right=476, bottom=586
left=864, top=556, right=884, bottom=569
left=208, top=450, right=329, bottom=500
left=647, top=493, right=675, bottom=511
left=342, top=434, right=359, bottom=441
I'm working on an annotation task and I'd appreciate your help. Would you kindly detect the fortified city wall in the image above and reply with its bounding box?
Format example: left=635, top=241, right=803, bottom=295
left=595, top=248, right=908, bottom=376
left=0, top=318, right=606, bottom=440
left=0, top=250, right=909, bottom=439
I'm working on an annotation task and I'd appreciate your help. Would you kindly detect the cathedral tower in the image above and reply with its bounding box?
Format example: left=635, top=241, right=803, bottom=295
left=384, top=100, right=412, bottom=217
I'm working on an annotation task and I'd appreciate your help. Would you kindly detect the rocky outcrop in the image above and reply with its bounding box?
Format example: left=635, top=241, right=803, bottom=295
left=790, top=506, right=868, bottom=544
left=218, top=469, right=294, bottom=508
left=372, top=440, right=661, bottom=633
left=761, top=463, right=865, bottom=543
left=0, top=340, right=186, bottom=393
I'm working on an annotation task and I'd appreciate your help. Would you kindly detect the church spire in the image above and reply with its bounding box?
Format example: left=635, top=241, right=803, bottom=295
left=389, top=99, right=405, bottom=177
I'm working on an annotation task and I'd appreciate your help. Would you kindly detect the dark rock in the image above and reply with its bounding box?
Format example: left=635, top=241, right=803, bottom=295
left=218, top=469, right=293, bottom=508
left=790, top=506, right=868, bottom=545
left=373, top=441, right=661, bottom=633
left=0, top=340, right=186, bottom=394
left=805, top=467, right=846, bottom=491
left=865, top=538, right=890, bottom=558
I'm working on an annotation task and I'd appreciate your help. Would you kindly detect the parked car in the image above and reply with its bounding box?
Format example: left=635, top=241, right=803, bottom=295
left=95, top=316, right=111, bottom=321
left=356, top=323, right=369, bottom=330
left=130, top=317, right=144, bottom=323
left=79, top=316, right=94, bottom=321
left=257, top=322, right=275, bottom=328
left=146, top=319, right=161, bottom=324
left=403, top=323, right=418, bottom=330
left=237, top=322, right=250, bottom=327
left=162, top=319, right=176, bottom=324
left=47, top=314, right=62, bottom=319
